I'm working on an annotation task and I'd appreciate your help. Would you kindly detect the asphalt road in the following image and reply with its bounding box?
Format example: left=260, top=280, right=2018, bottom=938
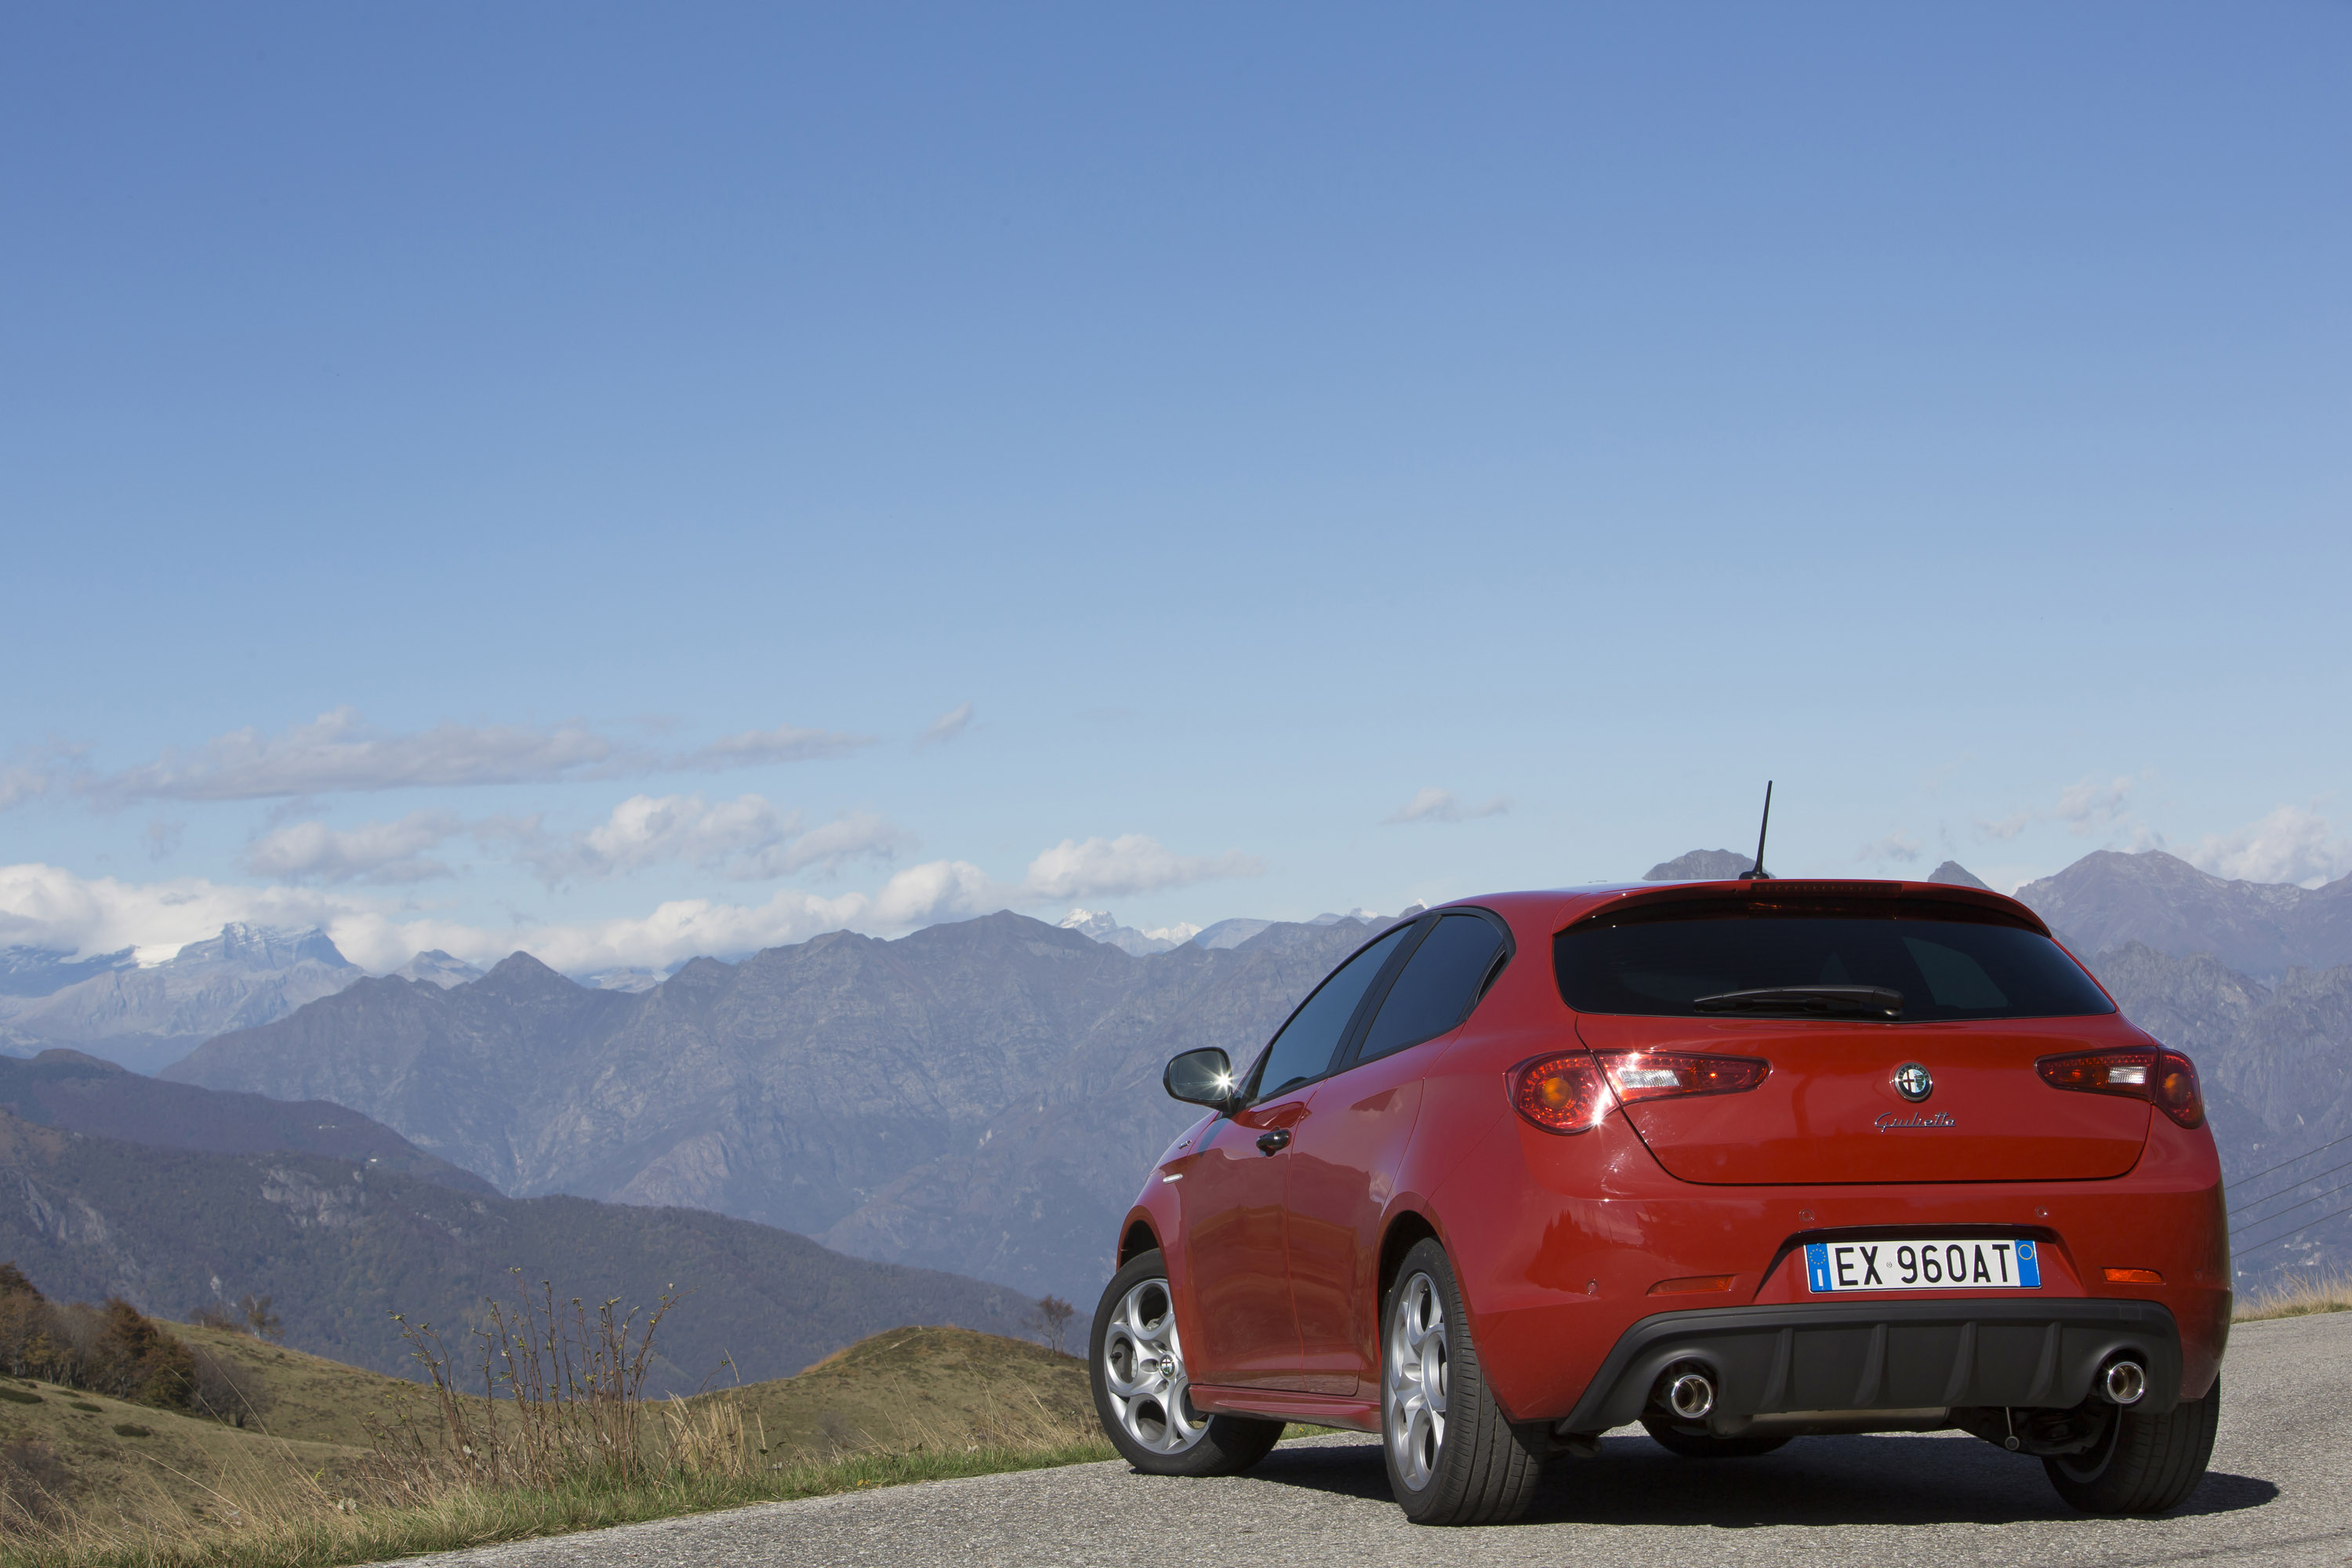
left=390, top=1310, right=2349, bottom=1568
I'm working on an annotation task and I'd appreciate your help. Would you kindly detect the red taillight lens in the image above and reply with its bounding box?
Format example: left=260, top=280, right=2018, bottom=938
left=1512, top=1053, right=1609, bottom=1134
left=2152, top=1048, right=2204, bottom=1129
left=1596, top=1051, right=1771, bottom=1103
left=2035, top=1045, right=2204, bottom=1129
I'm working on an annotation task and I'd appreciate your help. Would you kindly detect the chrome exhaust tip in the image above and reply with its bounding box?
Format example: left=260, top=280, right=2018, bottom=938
left=2100, top=1359, right=2147, bottom=1406
left=1667, top=1370, right=1716, bottom=1421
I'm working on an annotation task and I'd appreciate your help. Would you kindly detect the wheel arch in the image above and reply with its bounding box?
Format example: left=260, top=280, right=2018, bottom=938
left=1377, top=1206, right=1445, bottom=1308
left=1119, top=1217, right=1162, bottom=1266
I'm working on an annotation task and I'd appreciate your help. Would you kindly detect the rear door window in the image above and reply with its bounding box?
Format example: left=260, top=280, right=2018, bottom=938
left=1248, top=925, right=1410, bottom=1101
left=1356, top=915, right=1508, bottom=1063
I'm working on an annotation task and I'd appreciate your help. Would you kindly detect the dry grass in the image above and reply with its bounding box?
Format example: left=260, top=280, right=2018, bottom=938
left=2234, top=1271, right=2352, bottom=1321
left=0, top=1421, right=1114, bottom=1568
left=0, top=1294, right=1112, bottom=1568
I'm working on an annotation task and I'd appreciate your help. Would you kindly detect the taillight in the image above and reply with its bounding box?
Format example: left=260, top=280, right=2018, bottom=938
left=2036, top=1045, right=2205, bottom=1129
left=1512, top=1047, right=1773, bottom=1134
left=1596, top=1051, right=1770, bottom=1103
left=1512, top=1053, right=1610, bottom=1134
left=2152, top=1050, right=2204, bottom=1129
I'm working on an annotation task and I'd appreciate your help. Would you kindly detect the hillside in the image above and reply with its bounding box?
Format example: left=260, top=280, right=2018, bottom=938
left=2084, top=942, right=2352, bottom=1284
left=165, top=913, right=1392, bottom=1302
left=0, top=1048, right=492, bottom=1193
left=0, top=1319, right=1083, bottom=1530
left=0, top=1111, right=1040, bottom=1394
left=2018, top=849, right=2352, bottom=978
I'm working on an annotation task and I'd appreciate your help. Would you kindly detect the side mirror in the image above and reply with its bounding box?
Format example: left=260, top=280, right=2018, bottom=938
left=1163, top=1047, right=1238, bottom=1109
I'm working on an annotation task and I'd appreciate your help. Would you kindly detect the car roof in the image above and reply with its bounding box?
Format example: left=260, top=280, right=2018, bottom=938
left=1432, top=879, right=2052, bottom=942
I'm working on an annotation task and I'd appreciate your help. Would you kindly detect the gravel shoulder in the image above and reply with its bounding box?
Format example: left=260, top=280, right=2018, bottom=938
left=380, top=1310, right=2350, bottom=1568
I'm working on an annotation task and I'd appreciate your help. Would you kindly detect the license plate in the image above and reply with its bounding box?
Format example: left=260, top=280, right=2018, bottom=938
left=1805, top=1238, right=2041, bottom=1294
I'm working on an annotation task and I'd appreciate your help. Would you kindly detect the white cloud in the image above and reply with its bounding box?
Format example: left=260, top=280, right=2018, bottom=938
left=1018, top=834, right=1265, bottom=902
left=677, top=724, right=873, bottom=771
left=1383, top=788, right=1510, bottom=826
left=2190, top=805, right=2352, bottom=888
left=1975, top=775, right=2142, bottom=844
left=1, top=826, right=1261, bottom=975
left=918, top=702, right=974, bottom=747
left=1856, top=833, right=1922, bottom=865
left=143, top=820, right=185, bottom=862
left=0, top=862, right=356, bottom=964
left=492, top=794, right=911, bottom=886
left=74, top=707, right=872, bottom=804
left=2054, top=775, right=2137, bottom=837
left=245, top=811, right=464, bottom=885
left=0, top=764, right=49, bottom=811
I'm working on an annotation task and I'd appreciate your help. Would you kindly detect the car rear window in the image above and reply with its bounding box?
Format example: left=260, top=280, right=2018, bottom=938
left=1553, top=908, right=2114, bottom=1022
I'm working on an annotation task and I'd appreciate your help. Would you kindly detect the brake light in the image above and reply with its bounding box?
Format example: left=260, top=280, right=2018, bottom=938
left=1597, top=1051, right=1771, bottom=1103
left=1511, top=1052, right=1609, bottom=1134
left=2035, top=1046, right=2204, bottom=1130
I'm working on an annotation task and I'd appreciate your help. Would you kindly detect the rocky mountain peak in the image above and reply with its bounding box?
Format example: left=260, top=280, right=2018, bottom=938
left=1643, top=848, right=1757, bottom=881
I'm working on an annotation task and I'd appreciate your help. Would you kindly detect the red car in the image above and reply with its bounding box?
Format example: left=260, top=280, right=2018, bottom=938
left=1089, top=878, right=2227, bottom=1524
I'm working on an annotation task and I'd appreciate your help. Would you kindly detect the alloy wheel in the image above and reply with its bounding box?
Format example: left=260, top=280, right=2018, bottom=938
left=1098, top=1277, right=1208, bottom=1454
left=1386, top=1269, right=1450, bottom=1489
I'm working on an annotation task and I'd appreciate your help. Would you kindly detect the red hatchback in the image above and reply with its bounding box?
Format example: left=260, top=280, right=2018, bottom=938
left=1088, top=879, right=2227, bottom=1524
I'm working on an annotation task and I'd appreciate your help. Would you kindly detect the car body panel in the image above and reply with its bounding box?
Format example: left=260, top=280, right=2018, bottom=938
left=1581, top=1012, right=2155, bottom=1184
left=1113, top=880, right=2229, bottom=1436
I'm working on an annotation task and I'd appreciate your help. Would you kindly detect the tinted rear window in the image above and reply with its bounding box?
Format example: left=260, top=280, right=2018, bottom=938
left=1554, top=915, right=2113, bottom=1022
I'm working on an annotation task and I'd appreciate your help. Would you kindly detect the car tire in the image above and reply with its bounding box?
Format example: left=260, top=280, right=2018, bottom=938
left=1380, top=1236, right=1545, bottom=1525
left=2042, top=1374, right=2220, bottom=1515
left=1639, top=1417, right=1792, bottom=1459
left=1089, top=1248, right=1284, bottom=1476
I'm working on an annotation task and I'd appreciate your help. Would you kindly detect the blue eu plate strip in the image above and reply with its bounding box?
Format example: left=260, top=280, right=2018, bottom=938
left=1805, top=1243, right=1831, bottom=1292
left=2016, top=1239, right=2042, bottom=1288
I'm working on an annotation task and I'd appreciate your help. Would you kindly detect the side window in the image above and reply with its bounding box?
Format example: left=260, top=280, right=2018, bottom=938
left=1249, top=926, right=1411, bottom=1102
left=1356, top=915, right=1508, bottom=1064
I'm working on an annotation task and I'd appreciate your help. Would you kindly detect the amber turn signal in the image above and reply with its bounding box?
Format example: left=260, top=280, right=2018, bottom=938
left=2103, top=1268, right=2163, bottom=1284
left=1510, top=1052, right=1610, bottom=1134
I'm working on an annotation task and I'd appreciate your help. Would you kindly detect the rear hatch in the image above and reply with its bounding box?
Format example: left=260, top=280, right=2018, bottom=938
left=1555, top=882, right=2153, bottom=1185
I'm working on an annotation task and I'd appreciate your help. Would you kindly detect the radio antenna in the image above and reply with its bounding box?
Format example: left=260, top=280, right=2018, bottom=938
left=1746, top=781, right=1773, bottom=880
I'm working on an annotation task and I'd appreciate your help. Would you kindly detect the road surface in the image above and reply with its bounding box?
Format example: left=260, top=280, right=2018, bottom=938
left=387, top=1309, right=2350, bottom=1567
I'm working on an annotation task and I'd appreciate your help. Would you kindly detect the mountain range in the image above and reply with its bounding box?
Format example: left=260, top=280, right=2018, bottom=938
left=0, top=1108, right=1036, bottom=1393
left=165, top=913, right=1399, bottom=1305
left=0, top=924, right=362, bottom=1074
left=13, top=846, right=2350, bottom=1310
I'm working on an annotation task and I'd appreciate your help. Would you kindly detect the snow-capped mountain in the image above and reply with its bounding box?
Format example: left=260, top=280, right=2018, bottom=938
left=0, top=923, right=362, bottom=1075
left=1055, top=909, right=1203, bottom=956
left=391, top=949, right=488, bottom=989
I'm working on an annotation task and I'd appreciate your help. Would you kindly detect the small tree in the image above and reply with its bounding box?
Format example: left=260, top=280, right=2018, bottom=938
left=1029, top=1295, right=1076, bottom=1355
left=240, top=1294, right=283, bottom=1343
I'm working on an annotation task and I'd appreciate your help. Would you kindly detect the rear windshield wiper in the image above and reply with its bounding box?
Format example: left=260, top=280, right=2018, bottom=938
left=1691, top=985, right=1904, bottom=1019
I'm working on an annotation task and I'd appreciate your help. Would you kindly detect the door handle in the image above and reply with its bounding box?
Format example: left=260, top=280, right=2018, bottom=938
left=1256, top=1129, right=1291, bottom=1156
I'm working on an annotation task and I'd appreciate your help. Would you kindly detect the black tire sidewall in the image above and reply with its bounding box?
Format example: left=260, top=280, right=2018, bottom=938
left=1381, top=1238, right=1466, bottom=1519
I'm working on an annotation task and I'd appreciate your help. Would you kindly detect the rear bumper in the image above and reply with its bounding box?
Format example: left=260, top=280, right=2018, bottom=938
left=1559, top=1296, right=2183, bottom=1435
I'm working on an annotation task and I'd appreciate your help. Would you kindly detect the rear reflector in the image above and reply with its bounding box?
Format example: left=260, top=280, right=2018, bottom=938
left=1512, top=1052, right=1610, bottom=1134
left=1648, top=1275, right=1736, bottom=1295
left=2103, top=1268, right=2163, bottom=1284
left=1598, top=1050, right=1771, bottom=1104
left=2035, top=1046, right=2205, bottom=1129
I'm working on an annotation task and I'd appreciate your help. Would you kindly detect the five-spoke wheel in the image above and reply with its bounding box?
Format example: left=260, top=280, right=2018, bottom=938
left=1098, top=1274, right=1206, bottom=1454
left=1088, top=1247, right=1285, bottom=1476
left=1378, top=1236, right=1545, bottom=1524
left=1385, top=1269, right=1450, bottom=1489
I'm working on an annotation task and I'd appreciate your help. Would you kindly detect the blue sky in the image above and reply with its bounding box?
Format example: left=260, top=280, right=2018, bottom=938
left=3, top=2, right=2347, bottom=973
